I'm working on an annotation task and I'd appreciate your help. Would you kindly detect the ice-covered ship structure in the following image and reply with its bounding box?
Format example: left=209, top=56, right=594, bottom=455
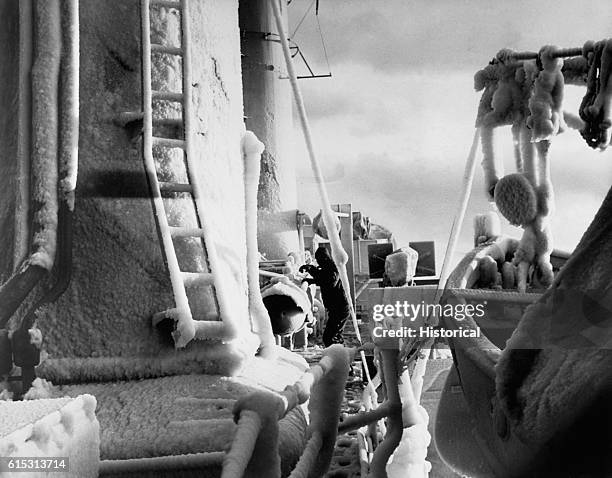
left=0, top=1, right=353, bottom=476
left=435, top=42, right=612, bottom=477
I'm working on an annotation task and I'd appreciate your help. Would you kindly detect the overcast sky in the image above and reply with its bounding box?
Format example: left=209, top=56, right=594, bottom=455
left=288, top=0, right=612, bottom=273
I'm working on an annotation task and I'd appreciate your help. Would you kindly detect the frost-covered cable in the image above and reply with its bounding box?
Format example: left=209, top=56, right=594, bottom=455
left=269, top=0, right=372, bottom=383
left=434, top=128, right=481, bottom=305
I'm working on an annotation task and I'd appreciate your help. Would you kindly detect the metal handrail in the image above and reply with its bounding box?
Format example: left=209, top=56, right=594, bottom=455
left=222, top=346, right=351, bottom=478
left=222, top=410, right=263, bottom=478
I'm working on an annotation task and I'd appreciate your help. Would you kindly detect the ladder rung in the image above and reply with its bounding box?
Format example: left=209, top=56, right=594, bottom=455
left=169, top=227, right=205, bottom=238
left=153, top=117, right=183, bottom=127
left=152, top=137, right=186, bottom=149
left=115, top=111, right=143, bottom=125
left=150, top=0, right=183, bottom=8
left=151, top=43, right=183, bottom=55
left=152, top=90, right=184, bottom=102
left=159, top=182, right=193, bottom=193
left=182, top=272, right=214, bottom=287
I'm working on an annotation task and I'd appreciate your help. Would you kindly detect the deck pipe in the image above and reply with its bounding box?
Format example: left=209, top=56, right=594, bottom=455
left=243, top=131, right=277, bottom=358
left=0, top=0, right=49, bottom=330
left=7, top=0, right=79, bottom=397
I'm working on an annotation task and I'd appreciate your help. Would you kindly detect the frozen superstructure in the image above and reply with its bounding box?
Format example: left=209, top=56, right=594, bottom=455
left=0, top=1, right=348, bottom=476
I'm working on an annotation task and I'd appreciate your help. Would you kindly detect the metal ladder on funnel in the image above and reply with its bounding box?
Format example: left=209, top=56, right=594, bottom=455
left=140, top=0, right=228, bottom=347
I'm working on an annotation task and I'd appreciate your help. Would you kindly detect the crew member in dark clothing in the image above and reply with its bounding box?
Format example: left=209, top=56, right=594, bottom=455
left=300, top=247, right=351, bottom=347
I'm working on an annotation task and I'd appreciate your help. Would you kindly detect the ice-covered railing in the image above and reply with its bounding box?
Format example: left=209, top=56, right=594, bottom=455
left=336, top=347, right=428, bottom=478
left=495, top=46, right=589, bottom=61
left=220, top=319, right=427, bottom=477
left=222, top=345, right=352, bottom=478
left=95, top=347, right=351, bottom=477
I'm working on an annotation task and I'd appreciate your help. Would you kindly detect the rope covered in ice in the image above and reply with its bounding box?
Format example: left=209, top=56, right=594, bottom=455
left=221, top=410, right=263, bottom=478
left=269, top=0, right=372, bottom=384
left=287, top=432, right=323, bottom=478
left=434, top=129, right=481, bottom=305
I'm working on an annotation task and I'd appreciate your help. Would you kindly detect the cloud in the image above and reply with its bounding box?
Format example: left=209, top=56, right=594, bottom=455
left=298, top=67, right=479, bottom=155
left=297, top=131, right=612, bottom=269
left=291, top=0, right=612, bottom=74
left=290, top=0, right=612, bottom=270
left=301, top=88, right=360, bottom=120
